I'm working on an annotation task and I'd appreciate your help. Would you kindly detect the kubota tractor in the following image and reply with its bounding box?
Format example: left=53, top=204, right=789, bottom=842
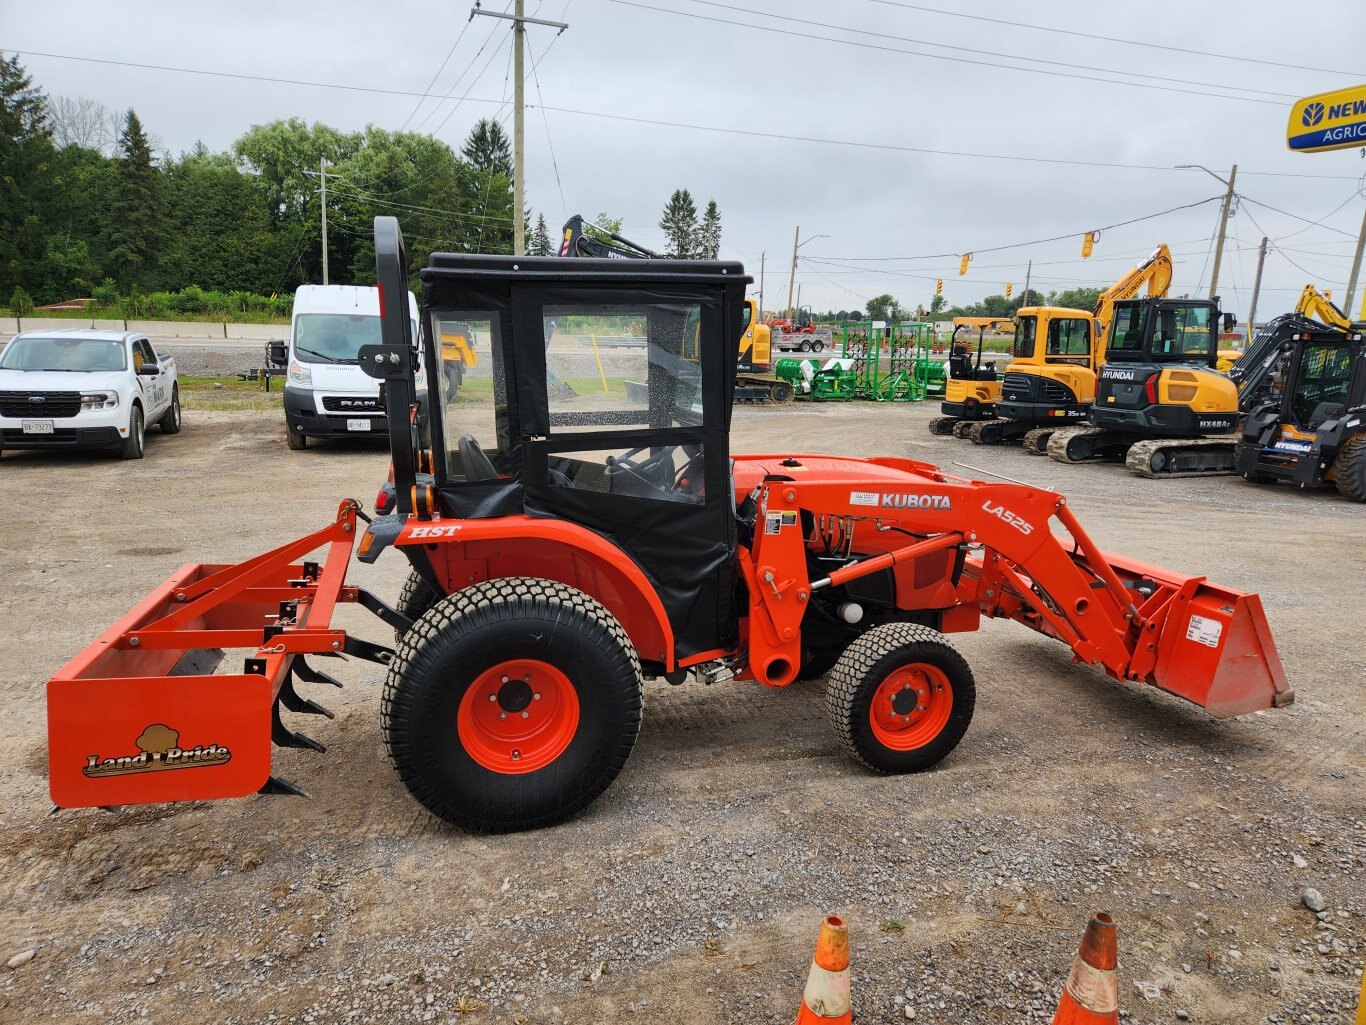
left=46, top=218, right=1291, bottom=833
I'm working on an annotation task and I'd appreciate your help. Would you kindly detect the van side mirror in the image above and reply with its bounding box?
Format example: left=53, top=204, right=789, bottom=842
left=267, top=339, right=288, bottom=366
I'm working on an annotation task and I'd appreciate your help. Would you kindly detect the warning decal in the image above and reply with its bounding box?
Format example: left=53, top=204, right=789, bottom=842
left=1185, top=614, right=1224, bottom=649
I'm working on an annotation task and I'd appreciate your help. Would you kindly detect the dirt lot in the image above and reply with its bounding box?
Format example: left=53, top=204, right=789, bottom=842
left=1, top=397, right=1362, bottom=1024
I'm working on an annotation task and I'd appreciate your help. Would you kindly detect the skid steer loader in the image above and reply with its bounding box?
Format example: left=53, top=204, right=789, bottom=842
left=46, top=219, right=1291, bottom=833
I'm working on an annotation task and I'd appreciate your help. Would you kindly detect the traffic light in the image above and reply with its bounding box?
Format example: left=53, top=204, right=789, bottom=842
left=935, top=279, right=943, bottom=296
left=1081, top=230, right=1099, bottom=258
left=958, top=253, right=971, bottom=276
left=1005, top=282, right=1013, bottom=299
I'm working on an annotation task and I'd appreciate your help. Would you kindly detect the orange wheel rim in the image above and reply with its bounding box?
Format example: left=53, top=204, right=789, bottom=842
left=457, top=659, right=580, bottom=774
left=868, top=663, right=952, bottom=750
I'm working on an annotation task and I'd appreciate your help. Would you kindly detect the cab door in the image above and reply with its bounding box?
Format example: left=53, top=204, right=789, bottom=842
left=132, top=338, right=170, bottom=419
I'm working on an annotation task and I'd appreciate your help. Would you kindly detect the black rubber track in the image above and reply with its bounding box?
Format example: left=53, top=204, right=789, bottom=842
left=825, top=622, right=975, bottom=774
left=382, top=577, right=643, bottom=833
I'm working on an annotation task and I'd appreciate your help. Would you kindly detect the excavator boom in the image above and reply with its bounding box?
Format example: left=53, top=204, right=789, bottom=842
left=1093, top=244, right=1173, bottom=358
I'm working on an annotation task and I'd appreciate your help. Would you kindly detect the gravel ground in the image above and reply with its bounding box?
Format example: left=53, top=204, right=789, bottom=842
left=0, top=398, right=1362, bottom=1024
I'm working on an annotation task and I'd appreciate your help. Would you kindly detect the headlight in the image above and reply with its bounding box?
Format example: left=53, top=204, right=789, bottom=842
left=288, top=361, right=313, bottom=387
left=80, top=391, right=118, bottom=411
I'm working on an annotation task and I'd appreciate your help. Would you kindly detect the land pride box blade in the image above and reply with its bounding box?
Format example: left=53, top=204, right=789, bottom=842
left=46, top=501, right=380, bottom=809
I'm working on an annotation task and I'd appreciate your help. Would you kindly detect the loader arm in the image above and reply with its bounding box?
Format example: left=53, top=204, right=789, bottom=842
left=733, top=454, right=1290, bottom=718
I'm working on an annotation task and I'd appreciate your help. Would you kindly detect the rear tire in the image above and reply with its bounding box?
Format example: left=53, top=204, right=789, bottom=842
left=159, top=387, right=182, bottom=434
left=799, top=340, right=812, bottom=352
left=395, top=568, right=442, bottom=640
left=1334, top=434, right=1366, bottom=501
left=812, top=340, right=825, bottom=353
left=382, top=578, right=643, bottom=832
left=286, top=426, right=308, bottom=450
left=119, top=405, right=145, bottom=460
left=826, top=623, right=975, bottom=774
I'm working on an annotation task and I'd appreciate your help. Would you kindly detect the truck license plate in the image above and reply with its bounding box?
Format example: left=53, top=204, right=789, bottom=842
left=346, top=418, right=371, bottom=432
left=22, top=419, right=54, bottom=434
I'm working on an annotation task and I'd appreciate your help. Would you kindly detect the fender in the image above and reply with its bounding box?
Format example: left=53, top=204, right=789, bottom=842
left=396, top=514, right=676, bottom=668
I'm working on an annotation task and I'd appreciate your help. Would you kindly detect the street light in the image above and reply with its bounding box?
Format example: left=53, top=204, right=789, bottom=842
left=1175, top=163, right=1238, bottom=301
left=787, top=229, right=829, bottom=320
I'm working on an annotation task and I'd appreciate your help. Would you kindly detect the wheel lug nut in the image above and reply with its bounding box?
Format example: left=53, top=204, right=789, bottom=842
left=488, top=694, right=497, bottom=702
left=533, top=693, right=541, bottom=700
left=499, top=712, right=507, bottom=720
left=511, top=749, right=521, bottom=761
left=521, top=711, right=529, bottom=719
left=501, top=676, right=509, bottom=683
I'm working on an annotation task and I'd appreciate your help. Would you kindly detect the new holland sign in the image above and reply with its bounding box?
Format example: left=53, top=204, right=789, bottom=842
left=1288, top=86, right=1366, bottom=153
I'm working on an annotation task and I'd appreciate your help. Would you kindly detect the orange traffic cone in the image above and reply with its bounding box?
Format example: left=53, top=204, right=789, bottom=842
left=1052, top=912, right=1119, bottom=1024
left=795, top=915, right=851, bottom=1024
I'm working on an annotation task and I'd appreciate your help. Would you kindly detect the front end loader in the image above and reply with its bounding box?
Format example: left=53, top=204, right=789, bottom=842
left=46, top=218, right=1292, bottom=833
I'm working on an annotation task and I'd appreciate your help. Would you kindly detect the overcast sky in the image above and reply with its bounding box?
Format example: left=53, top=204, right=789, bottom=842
left=6, top=0, right=1366, bottom=320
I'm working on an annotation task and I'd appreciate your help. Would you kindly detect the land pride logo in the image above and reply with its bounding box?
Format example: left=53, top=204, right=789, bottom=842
left=82, top=723, right=232, bottom=779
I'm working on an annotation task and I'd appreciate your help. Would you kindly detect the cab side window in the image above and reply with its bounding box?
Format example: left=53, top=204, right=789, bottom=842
left=1045, top=319, right=1090, bottom=357
left=133, top=339, right=157, bottom=371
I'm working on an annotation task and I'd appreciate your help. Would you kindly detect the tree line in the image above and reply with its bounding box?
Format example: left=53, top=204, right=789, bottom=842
left=1, top=54, right=728, bottom=313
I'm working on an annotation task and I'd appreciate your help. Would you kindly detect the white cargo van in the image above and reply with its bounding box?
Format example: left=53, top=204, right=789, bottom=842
left=282, top=284, right=418, bottom=449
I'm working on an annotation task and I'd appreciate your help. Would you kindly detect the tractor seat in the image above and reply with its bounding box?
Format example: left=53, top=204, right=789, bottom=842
left=455, top=434, right=498, bottom=481
left=1307, top=402, right=1345, bottom=428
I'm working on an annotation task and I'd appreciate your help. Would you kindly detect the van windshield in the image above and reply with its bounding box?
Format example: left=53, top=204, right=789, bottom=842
left=293, top=314, right=419, bottom=363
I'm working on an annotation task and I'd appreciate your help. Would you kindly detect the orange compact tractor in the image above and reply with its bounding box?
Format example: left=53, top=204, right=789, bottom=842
left=47, top=219, right=1292, bottom=832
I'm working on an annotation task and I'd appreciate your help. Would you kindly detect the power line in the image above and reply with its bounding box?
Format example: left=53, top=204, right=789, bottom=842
left=528, top=33, right=568, bottom=220
left=602, top=0, right=1285, bottom=106
left=806, top=195, right=1224, bottom=262
left=399, top=18, right=476, bottom=132
left=672, top=0, right=1295, bottom=100
left=1238, top=194, right=1360, bottom=238
left=12, top=48, right=1360, bottom=181
left=856, top=0, right=1364, bottom=78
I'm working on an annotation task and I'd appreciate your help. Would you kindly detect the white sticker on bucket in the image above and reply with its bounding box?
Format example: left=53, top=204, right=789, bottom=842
left=1185, top=614, right=1223, bottom=648
left=850, top=491, right=878, bottom=507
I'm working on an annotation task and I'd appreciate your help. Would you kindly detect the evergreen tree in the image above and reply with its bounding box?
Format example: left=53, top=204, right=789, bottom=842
left=659, top=188, right=698, bottom=258
left=0, top=54, right=56, bottom=299
left=107, top=110, right=161, bottom=289
left=697, top=199, right=722, bottom=259
left=461, top=118, right=512, bottom=177
left=529, top=212, right=552, bottom=256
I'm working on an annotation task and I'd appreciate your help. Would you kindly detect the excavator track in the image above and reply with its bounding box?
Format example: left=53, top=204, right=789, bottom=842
left=926, top=416, right=958, bottom=436
left=1021, top=427, right=1055, bottom=455
left=1046, top=426, right=1107, bottom=464
left=952, top=420, right=975, bottom=439
left=1125, top=437, right=1237, bottom=479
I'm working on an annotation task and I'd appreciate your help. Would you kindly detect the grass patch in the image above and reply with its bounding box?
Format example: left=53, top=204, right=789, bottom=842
left=179, top=375, right=284, bottom=412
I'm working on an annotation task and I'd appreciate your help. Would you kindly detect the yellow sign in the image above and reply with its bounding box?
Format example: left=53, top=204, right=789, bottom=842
left=1287, top=85, right=1366, bottom=153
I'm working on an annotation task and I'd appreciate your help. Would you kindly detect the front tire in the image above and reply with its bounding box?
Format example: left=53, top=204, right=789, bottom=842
left=1334, top=434, right=1366, bottom=501
left=159, top=387, right=182, bottom=434
left=286, top=426, right=308, bottom=450
left=382, top=578, right=643, bottom=832
left=119, top=405, right=145, bottom=460
left=826, top=623, right=975, bottom=774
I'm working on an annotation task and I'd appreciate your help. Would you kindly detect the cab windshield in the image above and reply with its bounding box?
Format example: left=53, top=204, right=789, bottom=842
left=1291, top=342, right=1355, bottom=427
left=0, top=336, right=127, bottom=372
left=293, top=314, right=419, bottom=364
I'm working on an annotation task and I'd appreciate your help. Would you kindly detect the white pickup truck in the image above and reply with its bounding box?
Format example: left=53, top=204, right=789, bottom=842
left=0, top=329, right=180, bottom=459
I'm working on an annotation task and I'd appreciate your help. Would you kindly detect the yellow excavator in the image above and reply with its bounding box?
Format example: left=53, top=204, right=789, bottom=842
left=972, top=246, right=1174, bottom=452
left=926, top=317, right=1015, bottom=436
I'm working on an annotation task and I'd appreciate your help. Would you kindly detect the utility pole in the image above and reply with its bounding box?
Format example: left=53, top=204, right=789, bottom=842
left=759, top=251, right=765, bottom=317
left=469, top=2, right=568, bottom=256
left=1209, top=163, right=1238, bottom=301
left=304, top=160, right=342, bottom=284
left=796, top=283, right=803, bottom=320
left=1344, top=202, right=1366, bottom=317
left=320, top=157, right=330, bottom=285
left=1246, top=236, right=1268, bottom=342
left=1022, top=259, right=1032, bottom=307
left=786, top=225, right=800, bottom=321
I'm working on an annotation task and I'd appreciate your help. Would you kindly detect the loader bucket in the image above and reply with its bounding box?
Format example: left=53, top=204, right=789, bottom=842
left=1104, top=550, right=1293, bottom=718
left=46, top=501, right=385, bottom=809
